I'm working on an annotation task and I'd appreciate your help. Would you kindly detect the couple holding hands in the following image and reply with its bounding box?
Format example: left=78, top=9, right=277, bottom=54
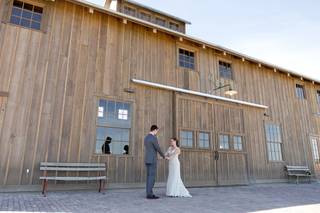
left=144, top=125, right=192, bottom=199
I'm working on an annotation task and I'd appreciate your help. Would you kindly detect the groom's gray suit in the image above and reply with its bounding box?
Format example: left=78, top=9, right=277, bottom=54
left=144, top=133, right=165, bottom=197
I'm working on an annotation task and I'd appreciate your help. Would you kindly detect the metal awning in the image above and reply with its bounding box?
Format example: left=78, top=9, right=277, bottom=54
left=132, top=79, right=268, bottom=109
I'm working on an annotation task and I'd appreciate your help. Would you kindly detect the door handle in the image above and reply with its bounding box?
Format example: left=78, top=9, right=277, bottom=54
left=214, top=151, right=219, bottom=160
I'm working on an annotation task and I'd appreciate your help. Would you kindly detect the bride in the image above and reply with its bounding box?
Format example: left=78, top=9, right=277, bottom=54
left=165, top=137, right=192, bottom=197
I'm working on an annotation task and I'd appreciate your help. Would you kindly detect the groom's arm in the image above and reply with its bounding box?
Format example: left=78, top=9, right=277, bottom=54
left=152, top=138, right=165, bottom=159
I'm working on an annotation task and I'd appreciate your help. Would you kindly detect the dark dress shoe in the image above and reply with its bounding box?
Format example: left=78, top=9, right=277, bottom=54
left=146, top=195, right=159, bottom=199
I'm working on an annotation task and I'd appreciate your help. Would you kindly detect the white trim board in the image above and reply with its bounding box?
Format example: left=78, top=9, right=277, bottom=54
left=131, top=79, right=268, bottom=109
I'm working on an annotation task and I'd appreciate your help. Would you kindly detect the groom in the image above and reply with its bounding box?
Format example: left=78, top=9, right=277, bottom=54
left=144, top=125, right=167, bottom=199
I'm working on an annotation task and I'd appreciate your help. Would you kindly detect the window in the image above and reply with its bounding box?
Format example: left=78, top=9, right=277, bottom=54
left=96, top=99, right=131, bottom=155
left=10, top=0, right=43, bottom=30
left=198, top=132, right=210, bottom=149
left=140, top=12, right=151, bottom=22
left=178, top=48, right=195, bottom=70
left=180, top=130, right=193, bottom=148
left=311, top=138, right=320, bottom=162
left=317, top=91, right=320, bottom=112
left=123, top=6, right=136, bottom=17
left=219, top=61, right=233, bottom=80
left=265, top=123, right=283, bottom=161
left=169, top=22, right=179, bottom=31
left=295, top=84, right=306, bottom=99
left=219, top=134, right=229, bottom=150
left=155, top=17, right=166, bottom=26
left=233, top=136, right=243, bottom=151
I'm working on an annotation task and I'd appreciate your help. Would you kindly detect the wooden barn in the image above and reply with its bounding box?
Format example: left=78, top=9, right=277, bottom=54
left=0, top=0, right=320, bottom=190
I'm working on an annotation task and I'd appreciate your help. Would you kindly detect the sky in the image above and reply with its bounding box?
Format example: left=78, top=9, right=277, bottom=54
left=90, top=0, right=320, bottom=81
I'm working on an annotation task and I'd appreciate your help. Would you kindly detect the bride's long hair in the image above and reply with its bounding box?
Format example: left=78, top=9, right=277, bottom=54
left=171, top=137, right=180, bottom=147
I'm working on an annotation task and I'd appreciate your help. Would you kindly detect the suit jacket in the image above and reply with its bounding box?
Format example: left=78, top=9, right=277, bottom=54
left=144, top=133, right=165, bottom=164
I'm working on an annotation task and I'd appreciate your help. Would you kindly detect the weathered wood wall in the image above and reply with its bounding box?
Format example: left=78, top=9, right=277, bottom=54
left=0, top=0, right=319, bottom=187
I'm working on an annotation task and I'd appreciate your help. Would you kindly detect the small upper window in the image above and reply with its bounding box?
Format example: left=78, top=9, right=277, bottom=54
left=123, top=6, right=136, bottom=17
left=140, top=12, right=151, bottom=22
left=179, top=48, right=195, bottom=70
left=233, top=136, right=243, bottom=151
left=317, top=91, right=320, bottom=104
left=219, top=134, right=229, bottom=150
left=219, top=61, right=233, bottom=80
left=180, top=130, right=193, bottom=148
left=198, top=132, right=210, bottom=149
left=155, top=17, right=166, bottom=27
left=169, top=22, right=179, bottom=31
left=10, top=0, right=43, bottom=30
left=296, top=84, right=306, bottom=99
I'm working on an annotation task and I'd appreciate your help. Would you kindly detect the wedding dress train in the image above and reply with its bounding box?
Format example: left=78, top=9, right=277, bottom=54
left=166, top=147, right=192, bottom=197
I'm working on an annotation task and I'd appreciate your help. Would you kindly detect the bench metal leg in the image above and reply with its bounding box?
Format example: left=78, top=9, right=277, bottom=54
left=42, top=180, right=45, bottom=195
left=102, top=180, right=106, bottom=193
left=98, top=179, right=102, bottom=193
left=42, top=179, right=48, bottom=197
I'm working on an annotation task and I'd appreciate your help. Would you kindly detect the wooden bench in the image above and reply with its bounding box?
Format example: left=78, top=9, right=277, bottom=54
left=285, top=165, right=311, bottom=184
left=40, top=162, right=107, bottom=196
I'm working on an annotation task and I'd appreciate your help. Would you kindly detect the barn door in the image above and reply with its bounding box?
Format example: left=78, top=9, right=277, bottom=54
left=215, top=139, right=249, bottom=185
left=310, top=136, right=320, bottom=179
left=214, top=106, right=249, bottom=185
left=0, top=96, right=8, bottom=136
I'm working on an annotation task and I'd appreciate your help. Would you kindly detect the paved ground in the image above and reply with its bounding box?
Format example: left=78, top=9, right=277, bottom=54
left=0, top=183, right=320, bottom=213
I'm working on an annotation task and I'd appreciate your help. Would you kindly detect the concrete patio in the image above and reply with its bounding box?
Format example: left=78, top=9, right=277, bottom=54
left=1, top=183, right=320, bottom=213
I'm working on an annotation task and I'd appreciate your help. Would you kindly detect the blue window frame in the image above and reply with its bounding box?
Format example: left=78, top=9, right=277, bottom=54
left=96, top=99, right=131, bottom=155
left=10, top=0, right=43, bottom=30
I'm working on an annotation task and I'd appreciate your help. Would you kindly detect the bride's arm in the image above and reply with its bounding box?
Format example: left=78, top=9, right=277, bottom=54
left=176, top=148, right=181, bottom=155
left=167, top=148, right=180, bottom=160
left=165, top=148, right=170, bottom=157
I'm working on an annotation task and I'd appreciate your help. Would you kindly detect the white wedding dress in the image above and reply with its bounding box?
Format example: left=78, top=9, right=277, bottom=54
left=165, top=147, right=192, bottom=197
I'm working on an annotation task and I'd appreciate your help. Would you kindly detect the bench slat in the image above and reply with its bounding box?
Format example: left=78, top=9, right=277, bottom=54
left=288, top=174, right=311, bottom=177
left=40, top=176, right=107, bottom=181
left=40, top=167, right=106, bottom=171
left=40, top=162, right=105, bottom=167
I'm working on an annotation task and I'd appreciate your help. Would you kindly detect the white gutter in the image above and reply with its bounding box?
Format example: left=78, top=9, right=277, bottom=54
left=132, top=79, right=268, bottom=109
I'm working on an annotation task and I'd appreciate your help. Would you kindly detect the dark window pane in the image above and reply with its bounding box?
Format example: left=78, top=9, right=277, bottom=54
left=10, top=15, right=20, bottom=25
left=20, top=18, right=30, bottom=27
left=23, top=3, right=33, bottom=11
left=31, top=21, right=40, bottom=30
left=13, top=0, right=23, bottom=8
left=12, top=7, right=22, bottom=16
left=34, top=6, right=43, bottom=14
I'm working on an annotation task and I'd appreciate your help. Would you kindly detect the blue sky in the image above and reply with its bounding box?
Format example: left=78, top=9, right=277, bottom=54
left=90, top=0, right=320, bottom=81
